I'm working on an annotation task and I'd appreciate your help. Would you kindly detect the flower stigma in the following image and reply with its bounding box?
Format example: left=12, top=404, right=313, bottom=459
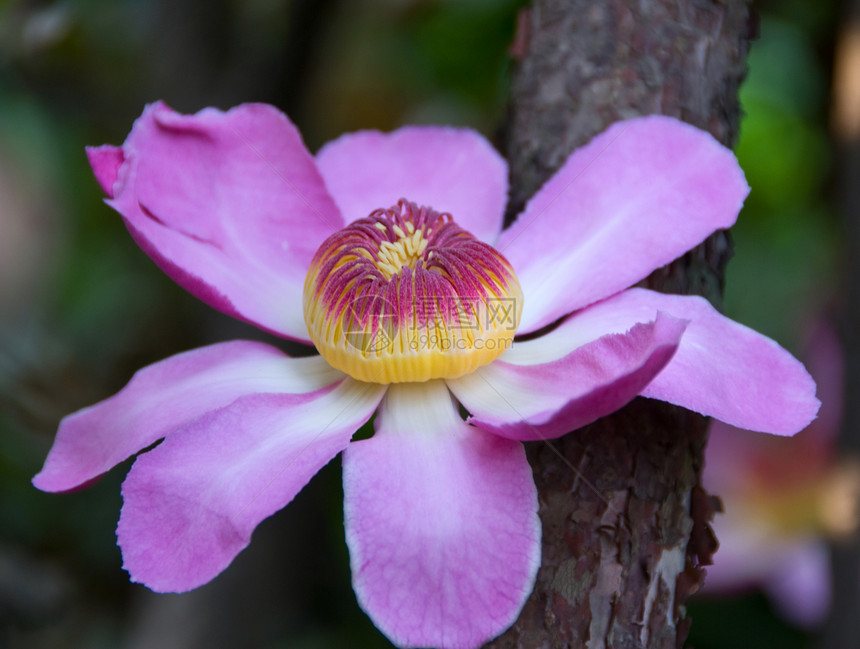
left=303, top=199, right=523, bottom=383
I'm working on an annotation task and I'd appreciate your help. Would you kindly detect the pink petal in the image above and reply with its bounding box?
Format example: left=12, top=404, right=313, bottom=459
left=343, top=381, right=540, bottom=649
left=447, top=314, right=686, bottom=441
left=33, top=342, right=342, bottom=493
left=521, top=288, right=818, bottom=435
left=316, top=127, right=508, bottom=244
left=103, top=102, right=344, bottom=341
left=86, top=145, right=124, bottom=197
left=498, top=115, right=750, bottom=333
left=764, top=541, right=831, bottom=627
left=118, top=378, right=386, bottom=592
left=703, top=506, right=831, bottom=627
left=702, top=508, right=779, bottom=593
left=634, top=293, right=819, bottom=435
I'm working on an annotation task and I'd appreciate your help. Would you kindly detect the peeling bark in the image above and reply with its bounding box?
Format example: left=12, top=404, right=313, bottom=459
left=488, top=1, right=751, bottom=647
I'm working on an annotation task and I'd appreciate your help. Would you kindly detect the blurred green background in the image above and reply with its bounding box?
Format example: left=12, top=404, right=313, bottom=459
left=0, top=0, right=848, bottom=647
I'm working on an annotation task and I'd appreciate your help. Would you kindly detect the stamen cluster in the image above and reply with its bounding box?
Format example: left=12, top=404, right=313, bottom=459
left=303, top=199, right=523, bottom=383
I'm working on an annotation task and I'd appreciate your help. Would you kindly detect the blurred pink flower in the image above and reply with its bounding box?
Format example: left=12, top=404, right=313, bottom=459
left=704, top=321, right=852, bottom=627
left=34, top=103, right=818, bottom=649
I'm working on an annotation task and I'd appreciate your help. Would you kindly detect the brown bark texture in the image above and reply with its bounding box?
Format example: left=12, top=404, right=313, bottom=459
left=488, top=1, right=752, bottom=648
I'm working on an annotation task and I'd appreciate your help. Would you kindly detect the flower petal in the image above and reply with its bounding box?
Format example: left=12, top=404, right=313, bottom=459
left=343, top=381, right=540, bottom=649
left=519, top=288, right=818, bottom=435
left=32, top=342, right=342, bottom=493
left=764, top=541, right=831, bottom=627
left=103, top=102, right=343, bottom=341
left=118, top=377, right=386, bottom=592
left=447, top=314, right=686, bottom=441
left=498, top=115, right=749, bottom=333
left=635, top=293, right=819, bottom=435
left=316, top=127, right=508, bottom=243
left=703, top=506, right=831, bottom=627
left=86, top=144, right=123, bottom=197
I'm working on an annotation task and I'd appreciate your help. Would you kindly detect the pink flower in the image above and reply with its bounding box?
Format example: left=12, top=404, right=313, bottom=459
left=703, top=322, right=851, bottom=627
left=33, top=103, right=819, bottom=649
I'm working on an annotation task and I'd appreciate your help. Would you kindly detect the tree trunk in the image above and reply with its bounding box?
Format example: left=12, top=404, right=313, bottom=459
left=488, top=1, right=752, bottom=647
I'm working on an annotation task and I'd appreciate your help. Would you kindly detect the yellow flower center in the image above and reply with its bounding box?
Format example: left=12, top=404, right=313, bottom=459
left=374, top=221, right=429, bottom=280
left=303, top=200, right=523, bottom=384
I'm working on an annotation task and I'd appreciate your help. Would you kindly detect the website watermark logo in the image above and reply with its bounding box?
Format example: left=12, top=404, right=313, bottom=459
left=343, top=294, right=518, bottom=353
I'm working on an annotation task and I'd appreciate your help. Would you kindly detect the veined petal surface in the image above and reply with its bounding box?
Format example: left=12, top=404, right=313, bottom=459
left=498, top=115, right=749, bottom=333
left=118, top=378, right=386, bottom=592
left=343, top=381, right=540, bottom=649
left=316, top=126, right=508, bottom=244
left=516, top=288, right=818, bottom=435
left=447, top=314, right=686, bottom=441
left=33, top=342, right=341, bottom=493
left=99, top=102, right=343, bottom=341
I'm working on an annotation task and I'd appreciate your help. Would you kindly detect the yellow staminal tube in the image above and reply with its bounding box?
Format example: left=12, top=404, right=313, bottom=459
left=303, top=199, right=523, bottom=384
